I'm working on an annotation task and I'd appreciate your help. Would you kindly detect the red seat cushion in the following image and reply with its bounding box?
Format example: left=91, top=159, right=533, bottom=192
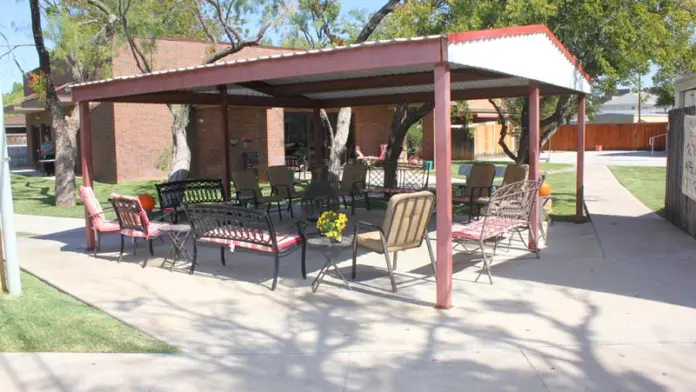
left=120, top=221, right=170, bottom=239
left=198, top=230, right=302, bottom=253
left=452, top=217, right=526, bottom=241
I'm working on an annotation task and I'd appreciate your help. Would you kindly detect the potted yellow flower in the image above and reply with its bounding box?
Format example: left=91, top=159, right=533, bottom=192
left=316, top=210, right=348, bottom=243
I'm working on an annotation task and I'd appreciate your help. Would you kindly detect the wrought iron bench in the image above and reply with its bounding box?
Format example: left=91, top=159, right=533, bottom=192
left=365, top=163, right=430, bottom=197
left=183, top=203, right=307, bottom=291
left=155, top=179, right=227, bottom=223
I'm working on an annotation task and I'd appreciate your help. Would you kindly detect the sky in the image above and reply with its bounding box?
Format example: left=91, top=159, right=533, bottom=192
left=0, top=0, right=381, bottom=95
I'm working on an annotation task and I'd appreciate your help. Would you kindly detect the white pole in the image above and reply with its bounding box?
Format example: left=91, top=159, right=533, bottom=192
left=0, top=84, right=22, bottom=294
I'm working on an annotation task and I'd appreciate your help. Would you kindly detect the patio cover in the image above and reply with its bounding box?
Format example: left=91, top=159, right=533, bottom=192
left=71, top=24, right=591, bottom=308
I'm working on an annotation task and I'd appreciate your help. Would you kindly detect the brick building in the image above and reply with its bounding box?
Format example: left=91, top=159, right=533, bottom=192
left=8, top=38, right=499, bottom=183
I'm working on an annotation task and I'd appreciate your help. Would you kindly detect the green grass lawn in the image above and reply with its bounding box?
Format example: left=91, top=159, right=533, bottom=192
left=609, top=166, right=666, bottom=215
left=12, top=174, right=160, bottom=218
left=442, top=160, right=573, bottom=180
left=0, top=272, right=177, bottom=352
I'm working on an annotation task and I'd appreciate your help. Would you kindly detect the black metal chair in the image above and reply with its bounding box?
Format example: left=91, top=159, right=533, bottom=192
left=111, top=194, right=170, bottom=268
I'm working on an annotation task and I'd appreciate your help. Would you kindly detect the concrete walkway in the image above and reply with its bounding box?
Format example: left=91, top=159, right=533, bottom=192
left=4, top=171, right=696, bottom=390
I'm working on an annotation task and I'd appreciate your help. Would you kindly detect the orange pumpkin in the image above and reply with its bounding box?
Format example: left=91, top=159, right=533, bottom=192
left=138, top=194, right=156, bottom=210
left=539, top=181, right=552, bottom=197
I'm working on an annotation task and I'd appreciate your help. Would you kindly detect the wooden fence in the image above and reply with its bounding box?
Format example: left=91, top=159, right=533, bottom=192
left=665, top=106, right=696, bottom=237
left=545, top=123, right=668, bottom=151
left=450, top=123, right=516, bottom=160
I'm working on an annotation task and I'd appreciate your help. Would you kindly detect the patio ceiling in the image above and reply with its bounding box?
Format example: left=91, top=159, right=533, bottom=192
left=70, top=25, right=591, bottom=108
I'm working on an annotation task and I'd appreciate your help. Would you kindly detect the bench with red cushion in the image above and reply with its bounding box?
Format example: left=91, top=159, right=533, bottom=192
left=184, top=203, right=306, bottom=291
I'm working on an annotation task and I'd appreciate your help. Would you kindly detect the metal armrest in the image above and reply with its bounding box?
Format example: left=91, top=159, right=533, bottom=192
left=351, top=180, right=366, bottom=194
left=236, top=188, right=259, bottom=202
left=272, top=184, right=293, bottom=198
left=354, top=220, right=383, bottom=234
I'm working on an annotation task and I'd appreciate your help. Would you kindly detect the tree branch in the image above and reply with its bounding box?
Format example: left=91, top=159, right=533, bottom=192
left=355, top=0, right=400, bottom=44
left=489, top=98, right=518, bottom=161
left=540, top=95, right=571, bottom=146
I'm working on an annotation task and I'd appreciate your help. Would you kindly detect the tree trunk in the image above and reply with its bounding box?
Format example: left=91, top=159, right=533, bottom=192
left=383, top=103, right=434, bottom=188
left=324, top=108, right=351, bottom=181
left=53, top=108, right=79, bottom=206
left=167, top=104, right=191, bottom=181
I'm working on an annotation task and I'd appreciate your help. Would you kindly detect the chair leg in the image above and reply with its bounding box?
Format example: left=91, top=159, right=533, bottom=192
left=118, top=235, right=125, bottom=263
left=425, top=234, right=436, bottom=276
left=474, top=241, right=493, bottom=284
left=142, top=242, right=150, bottom=269
left=383, top=251, right=398, bottom=293
left=392, top=252, right=398, bottom=270
left=277, top=202, right=283, bottom=221
left=271, top=253, right=280, bottom=291
left=148, top=238, right=154, bottom=256
left=190, top=242, right=198, bottom=274
left=301, top=240, right=307, bottom=280
left=220, top=247, right=226, bottom=266
left=350, top=195, right=355, bottom=215
left=288, top=199, right=295, bottom=218
left=351, top=235, right=358, bottom=280
left=93, top=231, right=100, bottom=257
left=365, top=193, right=371, bottom=211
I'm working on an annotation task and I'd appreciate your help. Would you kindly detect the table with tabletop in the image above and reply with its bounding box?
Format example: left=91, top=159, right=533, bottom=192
left=307, top=234, right=354, bottom=293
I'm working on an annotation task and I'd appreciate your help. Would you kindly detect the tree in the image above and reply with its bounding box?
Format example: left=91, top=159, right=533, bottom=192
left=386, top=0, right=696, bottom=163
left=284, top=0, right=403, bottom=179
left=84, top=0, right=288, bottom=181
left=2, top=82, right=24, bottom=120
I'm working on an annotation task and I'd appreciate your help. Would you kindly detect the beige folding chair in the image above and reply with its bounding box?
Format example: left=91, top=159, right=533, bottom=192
left=453, top=162, right=496, bottom=220
left=267, top=165, right=304, bottom=217
left=232, top=169, right=286, bottom=220
left=337, top=163, right=369, bottom=215
left=351, top=191, right=436, bottom=292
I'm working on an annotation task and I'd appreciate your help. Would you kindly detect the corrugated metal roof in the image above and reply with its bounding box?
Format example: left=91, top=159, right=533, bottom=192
left=71, top=35, right=444, bottom=89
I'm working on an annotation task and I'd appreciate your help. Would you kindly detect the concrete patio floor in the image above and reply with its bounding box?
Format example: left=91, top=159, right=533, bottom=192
left=4, top=167, right=696, bottom=391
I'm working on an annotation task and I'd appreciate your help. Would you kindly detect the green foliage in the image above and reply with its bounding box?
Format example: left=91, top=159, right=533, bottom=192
left=155, top=146, right=172, bottom=172
left=406, top=120, right=423, bottom=155
left=2, top=82, right=23, bottom=106
left=281, top=0, right=368, bottom=49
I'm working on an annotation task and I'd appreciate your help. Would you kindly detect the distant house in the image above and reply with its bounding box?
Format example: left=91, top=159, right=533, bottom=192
left=675, top=73, right=696, bottom=108
left=3, top=116, right=28, bottom=168
left=594, top=92, right=669, bottom=123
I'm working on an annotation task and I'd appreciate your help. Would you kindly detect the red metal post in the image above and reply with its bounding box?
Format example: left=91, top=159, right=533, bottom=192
left=434, top=62, right=452, bottom=309
left=79, top=101, right=95, bottom=249
left=313, top=108, right=323, bottom=164
left=528, top=83, right=540, bottom=250
left=576, top=95, right=586, bottom=219
left=219, top=85, right=231, bottom=199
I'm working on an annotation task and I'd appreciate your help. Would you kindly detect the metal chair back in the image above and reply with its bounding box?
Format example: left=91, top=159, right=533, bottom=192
left=468, top=163, right=496, bottom=196
left=380, top=191, right=435, bottom=249
left=184, top=203, right=278, bottom=252
left=111, top=194, right=151, bottom=236
left=232, top=169, right=262, bottom=201
left=502, top=164, right=529, bottom=186
left=155, top=179, right=226, bottom=211
left=267, top=165, right=294, bottom=198
left=339, top=163, right=367, bottom=193
left=482, top=180, right=540, bottom=238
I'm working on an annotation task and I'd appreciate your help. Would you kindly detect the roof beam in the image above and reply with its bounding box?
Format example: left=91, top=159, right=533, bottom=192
left=268, top=69, right=506, bottom=97
left=319, top=84, right=571, bottom=108
left=104, top=91, right=316, bottom=108
left=72, top=37, right=444, bottom=102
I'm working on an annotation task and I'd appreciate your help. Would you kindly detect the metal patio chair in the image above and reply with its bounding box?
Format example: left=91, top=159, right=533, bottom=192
left=79, top=186, right=120, bottom=256
left=111, top=193, right=170, bottom=268
left=451, top=180, right=540, bottom=284
left=232, top=169, right=286, bottom=221
left=453, top=162, right=496, bottom=220
left=351, top=191, right=436, bottom=292
left=337, top=163, right=369, bottom=215
left=267, top=165, right=305, bottom=218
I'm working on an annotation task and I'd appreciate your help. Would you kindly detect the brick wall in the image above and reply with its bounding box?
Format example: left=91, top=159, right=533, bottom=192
left=192, top=106, right=285, bottom=181
left=354, top=106, right=394, bottom=156
left=109, top=39, right=296, bottom=182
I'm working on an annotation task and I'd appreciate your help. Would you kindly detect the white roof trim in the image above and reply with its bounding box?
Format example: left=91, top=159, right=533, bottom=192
left=447, top=33, right=591, bottom=94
